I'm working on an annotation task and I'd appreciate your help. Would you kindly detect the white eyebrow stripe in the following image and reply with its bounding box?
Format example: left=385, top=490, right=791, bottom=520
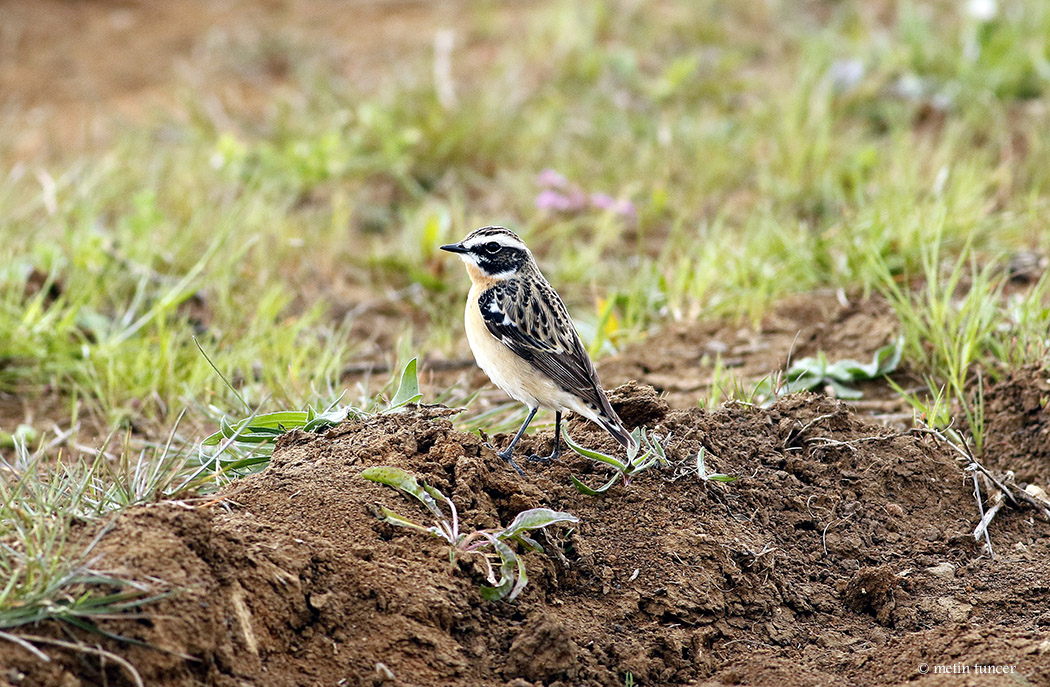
left=462, top=234, right=527, bottom=251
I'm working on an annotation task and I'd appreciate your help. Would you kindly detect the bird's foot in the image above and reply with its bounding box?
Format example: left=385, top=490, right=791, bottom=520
left=526, top=447, right=560, bottom=465
left=496, top=448, right=525, bottom=476
left=481, top=429, right=526, bottom=475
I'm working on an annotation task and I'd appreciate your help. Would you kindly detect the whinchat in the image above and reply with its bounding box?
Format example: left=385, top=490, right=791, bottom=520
left=441, top=226, right=635, bottom=475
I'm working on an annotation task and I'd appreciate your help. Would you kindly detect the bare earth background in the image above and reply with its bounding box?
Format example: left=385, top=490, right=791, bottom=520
left=2, top=0, right=520, bottom=159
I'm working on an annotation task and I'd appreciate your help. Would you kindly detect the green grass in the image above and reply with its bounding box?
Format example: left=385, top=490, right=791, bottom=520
left=1, top=0, right=1049, bottom=636
left=0, top=358, right=419, bottom=648
left=0, top=435, right=175, bottom=635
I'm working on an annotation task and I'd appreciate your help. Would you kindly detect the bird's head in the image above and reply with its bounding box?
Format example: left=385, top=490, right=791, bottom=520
left=441, top=226, right=533, bottom=282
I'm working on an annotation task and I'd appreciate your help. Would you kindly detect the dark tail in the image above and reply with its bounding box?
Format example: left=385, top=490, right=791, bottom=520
left=598, top=412, right=636, bottom=450
left=591, top=380, right=636, bottom=449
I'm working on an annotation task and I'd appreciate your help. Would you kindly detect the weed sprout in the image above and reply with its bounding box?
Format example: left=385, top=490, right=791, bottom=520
left=694, top=447, right=736, bottom=483
left=764, top=337, right=903, bottom=401
left=195, top=357, right=422, bottom=480
left=562, top=426, right=668, bottom=495
left=361, top=466, right=577, bottom=601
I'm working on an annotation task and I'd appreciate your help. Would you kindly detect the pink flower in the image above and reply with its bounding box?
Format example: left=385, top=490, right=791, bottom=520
left=534, top=170, right=635, bottom=220
left=536, top=168, right=569, bottom=189
left=535, top=190, right=573, bottom=211
left=589, top=192, right=616, bottom=210
left=590, top=192, right=636, bottom=218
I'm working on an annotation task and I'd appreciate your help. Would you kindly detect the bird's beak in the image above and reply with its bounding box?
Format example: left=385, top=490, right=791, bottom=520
left=440, top=243, right=468, bottom=254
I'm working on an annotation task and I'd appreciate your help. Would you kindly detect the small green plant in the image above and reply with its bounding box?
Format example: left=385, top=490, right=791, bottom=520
left=777, top=337, right=903, bottom=400
left=702, top=357, right=778, bottom=409
left=197, top=401, right=360, bottom=474
left=563, top=427, right=667, bottom=495
left=877, top=239, right=1016, bottom=454
left=385, top=357, right=425, bottom=409
left=694, top=447, right=736, bottom=483
left=195, top=357, right=423, bottom=480
left=361, top=466, right=577, bottom=601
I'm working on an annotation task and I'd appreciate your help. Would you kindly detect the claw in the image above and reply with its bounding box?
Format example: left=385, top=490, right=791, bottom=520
left=497, top=449, right=525, bottom=476
left=525, top=445, right=560, bottom=465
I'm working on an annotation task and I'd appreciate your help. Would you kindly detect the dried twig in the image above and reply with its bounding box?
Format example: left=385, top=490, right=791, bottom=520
left=972, top=490, right=1004, bottom=548
left=1012, top=488, right=1050, bottom=521
left=971, top=470, right=994, bottom=558
left=4, top=634, right=144, bottom=687
left=966, top=461, right=1020, bottom=509
left=912, top=425, right=1050, bottom=534
left=782, top=413, right=836, bottom=450
left=804, top=429, right=911, bottom=451
left=0, top=630, right=51, bottom=662
left=994, top=469, right=1050, bottom=519
left=822, top=512, right=855, bottom=556
left=792, top=413, right=837, bottom=438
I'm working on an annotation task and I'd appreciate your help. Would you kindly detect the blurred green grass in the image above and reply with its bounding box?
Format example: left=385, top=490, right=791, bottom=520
left=2, top=0, right=1048, bottom=435
left=1, top=0, right=1050, bottom=629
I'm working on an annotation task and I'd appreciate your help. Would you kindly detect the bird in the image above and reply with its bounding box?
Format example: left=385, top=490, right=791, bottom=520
left=441, top=226, right=636, bottom=475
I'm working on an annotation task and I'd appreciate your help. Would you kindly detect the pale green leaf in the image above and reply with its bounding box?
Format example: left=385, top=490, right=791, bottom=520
left=360, top=466, right=442, bottom=518
left=376, top=507, right=433, bottom=536
left=387, top=357, right=423, bottom=410
left=508, top=547, right=529, bottom=601
left=499, top=508, right=578, bottom=541
left=562, top=430, right=627, bottom=472
left=479, top=535, right=516, bottom=601
left=570, top=472, right=620, bottom=495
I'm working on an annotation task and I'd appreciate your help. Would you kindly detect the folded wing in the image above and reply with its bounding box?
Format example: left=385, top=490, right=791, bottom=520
left=478, top=278, right=612, bottom=417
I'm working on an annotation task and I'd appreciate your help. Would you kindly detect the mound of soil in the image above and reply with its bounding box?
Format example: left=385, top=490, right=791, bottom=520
left=982, top=366, right=1050, bottom=487
left=3, top=385, right=1049, bottom=686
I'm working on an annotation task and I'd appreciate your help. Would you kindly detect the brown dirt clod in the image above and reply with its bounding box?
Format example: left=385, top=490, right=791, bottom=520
left=982, top=365, right=1050, bottom=487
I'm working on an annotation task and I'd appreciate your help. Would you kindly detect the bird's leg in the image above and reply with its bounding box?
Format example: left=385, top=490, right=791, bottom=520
left=527, top=411, right=561, bottom=464
left=497, top=407, right=537, bottom=475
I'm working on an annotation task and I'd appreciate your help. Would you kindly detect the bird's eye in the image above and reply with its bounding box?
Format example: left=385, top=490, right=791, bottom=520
left=484, top=242, right=501, bottom=255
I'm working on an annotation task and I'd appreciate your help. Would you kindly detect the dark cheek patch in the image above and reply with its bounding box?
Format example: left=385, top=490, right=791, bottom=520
left=478, top=249, right=525, bottom=274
